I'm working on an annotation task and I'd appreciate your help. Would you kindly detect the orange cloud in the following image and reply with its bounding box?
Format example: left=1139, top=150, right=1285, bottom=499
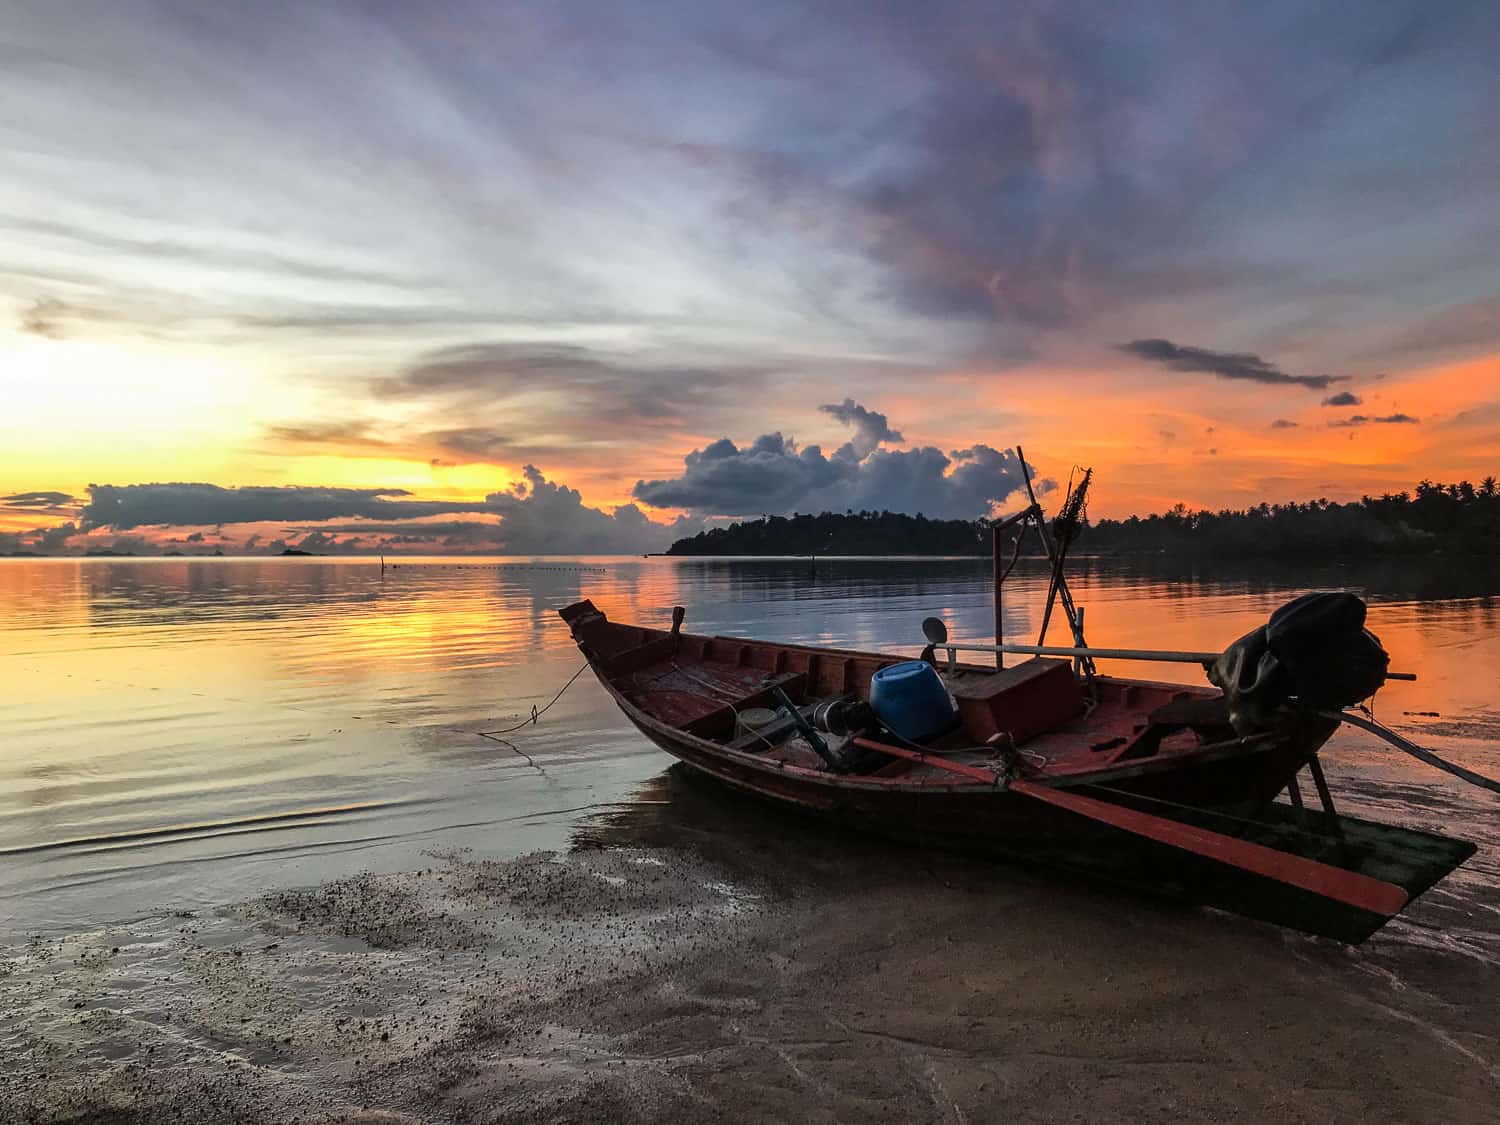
left=885, top=352, right=1500, bottom=517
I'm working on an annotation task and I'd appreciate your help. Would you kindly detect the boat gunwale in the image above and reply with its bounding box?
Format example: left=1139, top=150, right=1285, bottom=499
left=576, top=624, right=1306, bottom=796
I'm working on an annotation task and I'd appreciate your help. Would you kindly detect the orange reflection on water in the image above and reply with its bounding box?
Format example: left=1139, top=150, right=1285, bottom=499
left=1, top=554, right=1496, bottom=937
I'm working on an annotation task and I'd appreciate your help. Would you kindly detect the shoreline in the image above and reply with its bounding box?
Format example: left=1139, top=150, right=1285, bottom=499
left=5, top=770, right=1497, bottom=1124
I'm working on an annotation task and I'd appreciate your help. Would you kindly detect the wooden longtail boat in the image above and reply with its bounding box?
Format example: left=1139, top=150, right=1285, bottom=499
left=562, top=457, right=1482, bottom=942
left=561, top=599, right=1475, bottom=943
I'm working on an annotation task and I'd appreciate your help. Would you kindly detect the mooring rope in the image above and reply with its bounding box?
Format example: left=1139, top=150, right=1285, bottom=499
left=1323, top=708, right=1500, bottom=795
left=477, top=662, right=590, bottom=737
left=470, top=661, right=592, bottom=773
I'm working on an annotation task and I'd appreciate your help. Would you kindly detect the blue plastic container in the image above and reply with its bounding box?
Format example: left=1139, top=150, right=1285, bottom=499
left=869, top=660, right=958, bottom=742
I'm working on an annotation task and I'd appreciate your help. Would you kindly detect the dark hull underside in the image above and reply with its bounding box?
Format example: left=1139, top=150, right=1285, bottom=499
left=636, top=719, right=1476, bottom=945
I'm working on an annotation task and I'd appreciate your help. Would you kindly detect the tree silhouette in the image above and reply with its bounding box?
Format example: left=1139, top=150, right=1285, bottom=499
left=666, top=475, right=1500, bottom=557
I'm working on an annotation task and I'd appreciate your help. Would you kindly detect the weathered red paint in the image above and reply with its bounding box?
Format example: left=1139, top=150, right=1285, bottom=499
left=1008, top=780, right=1409, bottom=916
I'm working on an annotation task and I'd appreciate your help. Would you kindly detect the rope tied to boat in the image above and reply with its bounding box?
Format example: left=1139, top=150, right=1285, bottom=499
left=478, top=662, right=588, bottom=736
left=1320, top=707, right=1500, bottom=796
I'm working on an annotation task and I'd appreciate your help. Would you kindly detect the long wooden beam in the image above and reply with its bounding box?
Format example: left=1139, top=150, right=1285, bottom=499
left=855, top=737, right=1408, bottom=916
left=1008, top=779, right=1410, bottom=916
left=850, top=737, right=1003, bottom=785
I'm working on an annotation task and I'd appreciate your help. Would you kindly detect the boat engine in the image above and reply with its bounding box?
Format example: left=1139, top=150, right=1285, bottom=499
left=1210, top=592, right=1390, bottom=735
left=811, top=698, right=875, bottom=736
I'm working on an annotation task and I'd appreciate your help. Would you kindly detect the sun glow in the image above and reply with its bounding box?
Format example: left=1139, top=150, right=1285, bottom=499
left=0, top=333, right=261, bottom=491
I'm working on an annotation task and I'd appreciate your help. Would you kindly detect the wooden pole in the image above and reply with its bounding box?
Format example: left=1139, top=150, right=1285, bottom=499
left=1285, top=771, right=1309, bottom=830
left=1016, top=446, right=1093, bottom=675
left=991, top=523, right=1004, bottom=670
left=1305, top=754, right=1345, bottom=839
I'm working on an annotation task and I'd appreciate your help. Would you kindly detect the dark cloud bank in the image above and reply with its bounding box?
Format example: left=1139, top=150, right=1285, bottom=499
left=1120, top=339, right=1346, bottom=391
left=42, top=400, right=1030, bottom=555
left=633, top=396, right=1036, bottom=520
left=81, top=485, right=494, bottom=531
left=633, top=436, right=1032, bottom=520
left=2, top=490, right=74, bottom=510
left=376, top=341, right=750, bottom=443
left=66, top=477, right=677, bottom=555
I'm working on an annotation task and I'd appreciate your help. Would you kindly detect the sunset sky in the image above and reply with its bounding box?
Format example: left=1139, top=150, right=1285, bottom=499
left=3, top=0, right=1498, bottom=554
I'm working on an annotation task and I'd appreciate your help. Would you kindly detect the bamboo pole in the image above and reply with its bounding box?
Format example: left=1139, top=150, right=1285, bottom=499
left=934, top=639, right=1417, bottom=679
left=943, top=640, right=1219, bottom=664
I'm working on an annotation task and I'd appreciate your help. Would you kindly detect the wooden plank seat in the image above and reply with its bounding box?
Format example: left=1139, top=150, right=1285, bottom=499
left=1101, top=692, right=1236, bottom=763
left=1148, top=693, right=1233, bottom=729
left=678, top=671, right=808, bottom=738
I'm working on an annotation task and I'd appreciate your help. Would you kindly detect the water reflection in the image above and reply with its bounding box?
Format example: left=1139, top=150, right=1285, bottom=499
left=1, top=555, right=1496, bottom=945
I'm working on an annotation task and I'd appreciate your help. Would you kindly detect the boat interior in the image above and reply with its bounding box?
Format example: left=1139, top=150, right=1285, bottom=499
left=561, top=600, right=1243, bottom=785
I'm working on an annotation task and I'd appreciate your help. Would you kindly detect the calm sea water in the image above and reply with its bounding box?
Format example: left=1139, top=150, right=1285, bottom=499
left=2, top=555, right=1497, bottom=955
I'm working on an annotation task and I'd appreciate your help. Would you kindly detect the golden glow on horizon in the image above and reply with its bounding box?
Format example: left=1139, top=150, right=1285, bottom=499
left=3, top=320, right=1497, bottom=538
left=254, top=453, right=521, bottom=499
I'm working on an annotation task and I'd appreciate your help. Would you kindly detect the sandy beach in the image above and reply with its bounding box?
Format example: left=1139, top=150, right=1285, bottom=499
left=5, top=768, right=1497, bottom=1125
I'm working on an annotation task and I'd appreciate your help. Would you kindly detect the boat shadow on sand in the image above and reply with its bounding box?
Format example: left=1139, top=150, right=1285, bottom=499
left=576, top=762, right=1494, bottom=964
left=574, top=764, right=1499, bottom=1037
left=573, top=764, right=1251, bottom=932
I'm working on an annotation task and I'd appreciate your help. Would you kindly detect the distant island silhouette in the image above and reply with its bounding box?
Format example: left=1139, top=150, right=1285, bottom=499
left=666, top=479, right=1500, bottom=557
left=667, top=511, right=993, bottom=556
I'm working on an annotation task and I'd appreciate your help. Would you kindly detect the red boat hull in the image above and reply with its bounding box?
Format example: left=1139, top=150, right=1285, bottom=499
left=562, top=600, right=1475, bottom=943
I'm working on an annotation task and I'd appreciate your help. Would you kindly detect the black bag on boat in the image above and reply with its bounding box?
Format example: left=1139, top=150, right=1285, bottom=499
left=1210, top=592, right=1389, bottom=734
left=1266, top=592, right=1389, bottom=709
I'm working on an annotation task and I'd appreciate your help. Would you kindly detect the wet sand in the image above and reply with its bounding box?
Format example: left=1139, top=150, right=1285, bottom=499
left=4, top=769, right=1498, bottom=1125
